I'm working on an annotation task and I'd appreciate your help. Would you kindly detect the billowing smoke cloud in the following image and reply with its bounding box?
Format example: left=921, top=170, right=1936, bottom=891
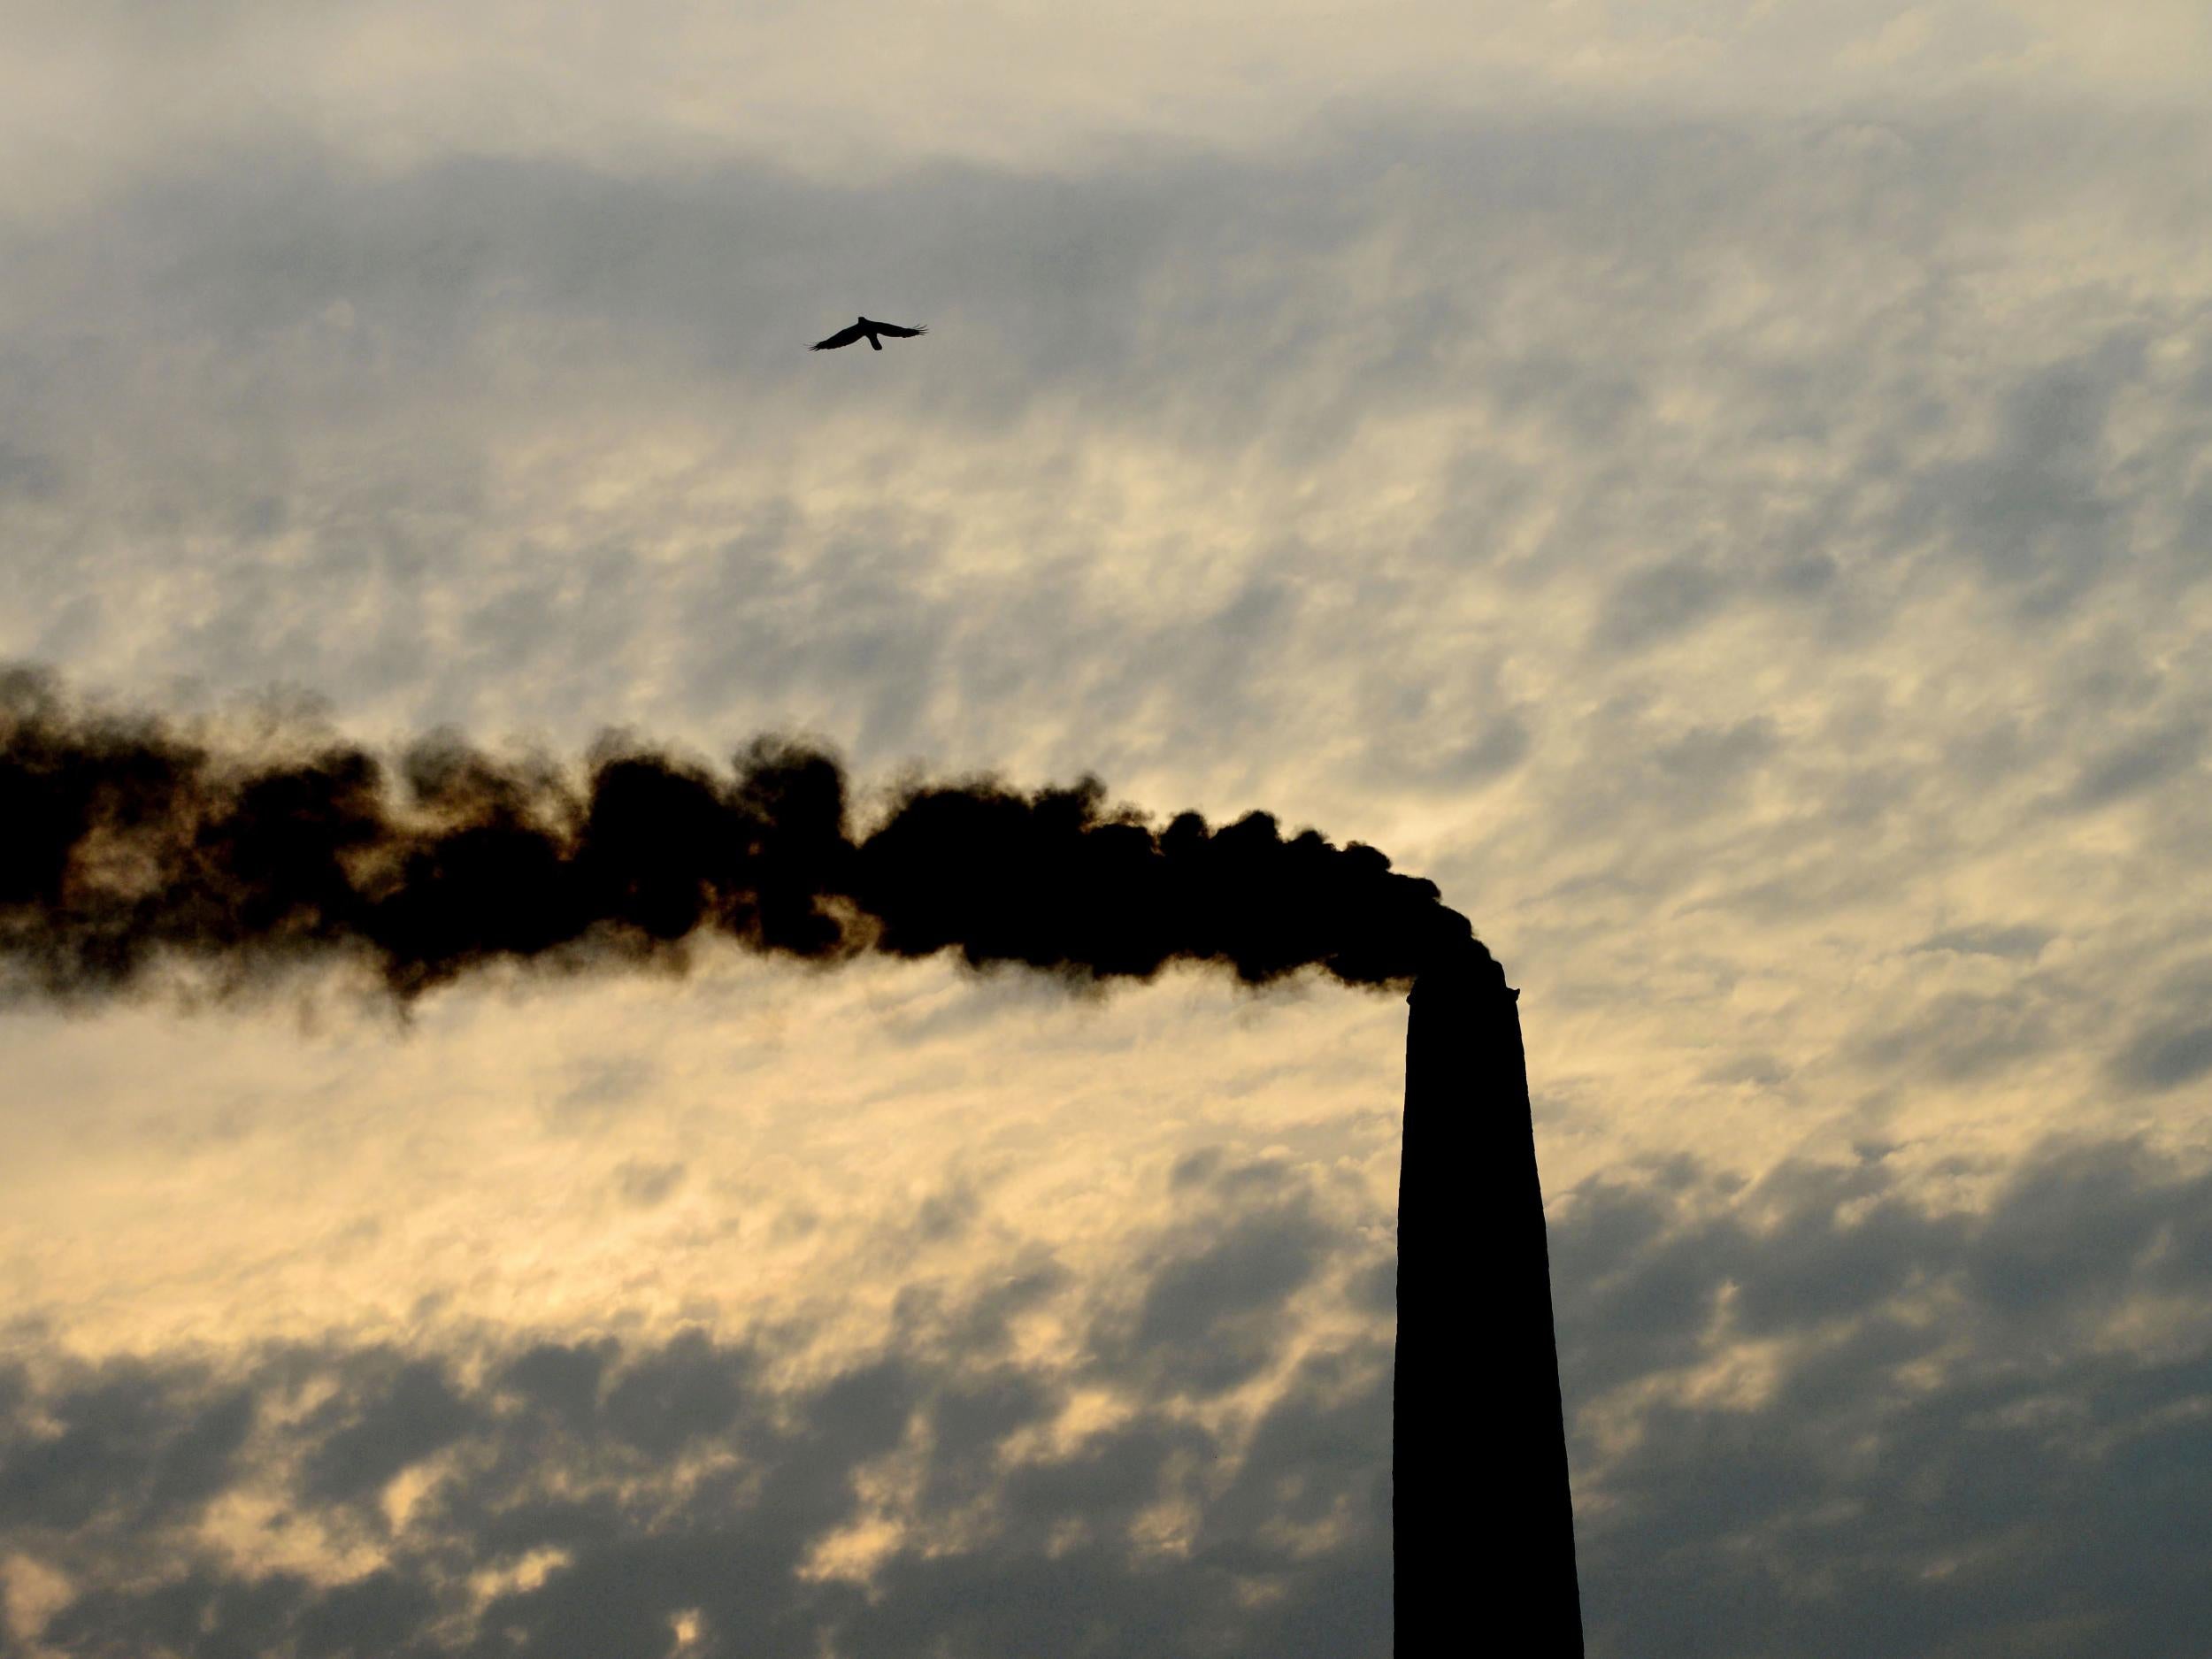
left=0, top=670, right=1479, bottom=1002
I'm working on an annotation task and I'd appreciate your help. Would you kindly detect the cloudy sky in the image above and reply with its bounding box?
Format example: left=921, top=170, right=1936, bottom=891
left=4, top=4, right=2212, bottom=1655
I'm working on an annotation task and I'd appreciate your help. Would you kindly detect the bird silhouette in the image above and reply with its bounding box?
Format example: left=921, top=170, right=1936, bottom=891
left=811, top=317, right=929, bottom=352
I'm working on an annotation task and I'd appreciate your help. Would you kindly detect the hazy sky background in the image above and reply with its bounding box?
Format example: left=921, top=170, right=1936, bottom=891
left=4, top=4, right=2211, bottom=1655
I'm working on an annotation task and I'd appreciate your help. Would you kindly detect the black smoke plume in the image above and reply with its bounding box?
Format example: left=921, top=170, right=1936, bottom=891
left=0, top=671, right=1480, bottom=1003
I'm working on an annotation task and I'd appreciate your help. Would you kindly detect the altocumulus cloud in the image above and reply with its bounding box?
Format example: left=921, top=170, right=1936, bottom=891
left=1, top=1154, right=1397, bottom=1659
left=1561, top=1139, right=2212, bottom=1659
left=9, top=1136, right=2212, bottom=1655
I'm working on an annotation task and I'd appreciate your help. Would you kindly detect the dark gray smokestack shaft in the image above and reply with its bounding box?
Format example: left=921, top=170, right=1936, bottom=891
left=1397, top=954, right=1583, bottom=1655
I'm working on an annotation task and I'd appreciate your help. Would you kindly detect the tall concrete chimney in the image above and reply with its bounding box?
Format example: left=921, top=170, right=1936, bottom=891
left=1397, top=945, right=1583, bottom=1655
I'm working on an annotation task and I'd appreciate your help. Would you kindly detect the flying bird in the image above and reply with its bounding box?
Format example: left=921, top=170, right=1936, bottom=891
left=811, top=316, right=929, bottom=352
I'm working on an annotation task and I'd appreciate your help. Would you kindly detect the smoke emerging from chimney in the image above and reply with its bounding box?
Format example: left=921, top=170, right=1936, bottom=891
left=0, top=671, right=1481, bottom=1004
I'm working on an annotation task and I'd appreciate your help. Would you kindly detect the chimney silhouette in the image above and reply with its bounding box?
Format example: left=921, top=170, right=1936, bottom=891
left=1398, top=944, right=1582, bottom=1655
left=4, top=672, right=1580, bottom=1648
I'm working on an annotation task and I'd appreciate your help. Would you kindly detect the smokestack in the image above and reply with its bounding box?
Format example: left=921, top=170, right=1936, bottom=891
left=6, top=671, right=1576, bottom=1647
left=1399, top=943, right=1582, bottom=1655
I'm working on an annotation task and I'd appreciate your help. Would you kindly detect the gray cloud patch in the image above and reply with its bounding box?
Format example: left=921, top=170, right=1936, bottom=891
left=1592, top=558, right=1728, bottom=653
left=1851, top=986, right=2062, bottom=1084
left=2108, top=958, right=2212, bottom=1094
left=1561, top=1138, right=2212, bottom=1659
left=2112, top=1018, right=2212, bottom=1094
left=614, top=1158, right=687, bottom=1208
left=0, top=1361, right=252, bottom=1534
left=1085, top=1155, right=1347, bottom=1401
left=2060, top=719, right=2205, bottom=812
left=296, top=1357, right=481, bottom=1506
left=1912, top=924, right=2054, bottom=960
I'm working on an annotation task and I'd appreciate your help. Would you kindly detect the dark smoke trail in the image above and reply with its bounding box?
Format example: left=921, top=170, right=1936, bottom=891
left=0, top=670, right=1475, bottom=1002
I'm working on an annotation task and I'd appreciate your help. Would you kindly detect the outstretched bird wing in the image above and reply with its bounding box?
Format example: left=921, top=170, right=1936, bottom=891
left=810, top=321, right=870, bottom=351
left=870, top=321, right=928, bottom=338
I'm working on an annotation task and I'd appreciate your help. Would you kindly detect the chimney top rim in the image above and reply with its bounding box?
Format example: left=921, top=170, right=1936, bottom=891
left=1404, top=940, right=1511, bottom=1003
